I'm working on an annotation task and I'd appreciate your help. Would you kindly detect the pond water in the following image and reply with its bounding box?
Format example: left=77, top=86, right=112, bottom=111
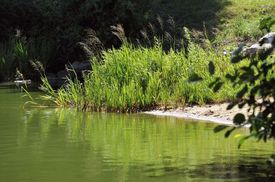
left=0, top=85, right=274, bottom=182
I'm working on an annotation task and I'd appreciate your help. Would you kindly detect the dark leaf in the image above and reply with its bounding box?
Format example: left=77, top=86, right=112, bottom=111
left=188, top=73, right=203, bottom=82
left=231, top=56, right=242, bottom=63
left=240, top=66, right=251, bottom=72
left=209, top=81, right=216, bottom=88
left=233, top=113, right=246, bottom=125
left=231, top=44, right=245, bottom=63
left=236, top=85, right=248, bottom=99
left=238, top=101, right=246, bottom=109
left=227, top=102, right=236, bottom=110
left=250, top=86, right=259, bottom=95
left=239, top=72, right=250, bottom=81
left=257, top=132, right=264, bottom=141
left=225, top=127, right=236, bottom=138
left=209, top=78, right=221, bottom=88
left=213, top=82, right=224, bottom=92
left=214, top=125, right=229, bottom=133
left=225, top=73, right=236, bottom=82
left=208, top=61, right=215, bottom=75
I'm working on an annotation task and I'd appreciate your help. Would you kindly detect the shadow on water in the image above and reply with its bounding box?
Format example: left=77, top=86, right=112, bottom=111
left=189, top=156, right=275, bottom=182
left=139, top=155, right=275, bottom=181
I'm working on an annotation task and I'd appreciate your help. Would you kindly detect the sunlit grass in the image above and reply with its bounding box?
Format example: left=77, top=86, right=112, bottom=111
left=215, top=0, right=275, bottom=46
left=40, top=41, right=238, bottom=112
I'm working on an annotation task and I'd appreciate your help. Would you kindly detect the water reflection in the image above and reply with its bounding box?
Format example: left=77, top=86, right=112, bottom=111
left=13, top=108, right=274, bottom=181
left=189, top=156, right=275, bottom=181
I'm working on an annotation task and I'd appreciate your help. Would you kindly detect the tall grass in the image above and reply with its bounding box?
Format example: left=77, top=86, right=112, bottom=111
left=0, top=37, right=57, bottom=81
left=0, top=38, right=24, bottom=80
left=40, top=39, right=237, bottom=112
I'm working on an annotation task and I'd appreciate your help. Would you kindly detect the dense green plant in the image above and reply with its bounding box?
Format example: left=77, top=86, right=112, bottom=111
left=37, top=38, right=237, bottom=112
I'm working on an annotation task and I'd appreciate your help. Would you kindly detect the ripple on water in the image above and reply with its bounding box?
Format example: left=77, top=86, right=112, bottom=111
left=0, top=88, right=275, bottom=182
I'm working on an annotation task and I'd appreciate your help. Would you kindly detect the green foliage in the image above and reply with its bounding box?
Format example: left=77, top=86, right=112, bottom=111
left=212, top=17, right=275, bottom=146
left=213, top=125, right=229, bottom=133
left=39, top=40, right=237, bottom=112
left=259, top=16, right=275, bottom=32
left=0, top=0, right=274, bottom=82
left=233, top=113, right=246, bottom=125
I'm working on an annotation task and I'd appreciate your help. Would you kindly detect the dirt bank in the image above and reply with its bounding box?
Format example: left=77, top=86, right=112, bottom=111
left=145, top=103, right=249, bottom=125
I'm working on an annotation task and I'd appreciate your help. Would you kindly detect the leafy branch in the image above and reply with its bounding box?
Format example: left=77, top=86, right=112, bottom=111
left=210, top=18, right=275, bottom=148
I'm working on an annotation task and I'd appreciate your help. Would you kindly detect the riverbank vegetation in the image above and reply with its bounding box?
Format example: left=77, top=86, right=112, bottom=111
left=38, top=40, right=239, bottom=112
left=1, top=0, right=274, bottom=112
left=1, top=0, right=274, bottom=81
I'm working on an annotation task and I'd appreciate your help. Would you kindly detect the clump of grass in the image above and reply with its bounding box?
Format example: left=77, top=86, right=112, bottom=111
left=40, top=38, right=237, bottom=112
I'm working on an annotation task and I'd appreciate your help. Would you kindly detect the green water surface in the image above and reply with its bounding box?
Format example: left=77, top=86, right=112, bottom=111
left=0, top=86, right=274, bottom=182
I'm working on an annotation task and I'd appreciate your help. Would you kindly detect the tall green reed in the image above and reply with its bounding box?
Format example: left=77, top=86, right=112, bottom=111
left=42, top=39, right=236, bottom=112
left=0, top=36, right=58, bottom=81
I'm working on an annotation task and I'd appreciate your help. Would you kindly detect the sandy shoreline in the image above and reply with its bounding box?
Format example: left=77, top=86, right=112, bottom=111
left=144, top=103, right=249, bottom=126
